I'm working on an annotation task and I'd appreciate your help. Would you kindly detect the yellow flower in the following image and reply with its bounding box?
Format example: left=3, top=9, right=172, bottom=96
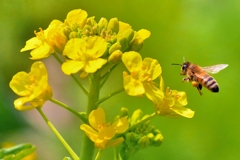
left=80, top=107, right=129, bottom=150
left=122, top=51, right=163, bottom=102
left=61, top=36, right=108, bottom=76
left=21, top=20, right=67, bottom=59
left=9, top=62, right=52, bottom=111
left=154, top=87, right=194, bottom=118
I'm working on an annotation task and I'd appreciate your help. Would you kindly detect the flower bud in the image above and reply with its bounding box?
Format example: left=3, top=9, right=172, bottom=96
left=137, top=136, right=150, bottom=149
left=125, top=132, right=138, bottom=146
left=107, top=18, right=119, bottom=33
left=130, top=29, right=151, bottom=52
left=108, top=50, right=122, bottom=64
left=119, top=107, right=129, bottom=118
left=69, top=31, right=79, bottom=39
left=129, top=38, right=143, bottom=52
left=117, top=28, right=134, bottom=52
left=147, top=133, right=154, bottom=141
left=80, top=71, right=88, bottom=79
left=109, top=42, right=121, bottom=54
left=131, top=109, right=143, bottom=125
left=152, top=134, right=163, bottom=147
left=98, top=17, right=108, bottom=32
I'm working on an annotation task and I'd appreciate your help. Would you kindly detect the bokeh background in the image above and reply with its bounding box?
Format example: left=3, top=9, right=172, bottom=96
left=0, top=0, right=239, bottom=159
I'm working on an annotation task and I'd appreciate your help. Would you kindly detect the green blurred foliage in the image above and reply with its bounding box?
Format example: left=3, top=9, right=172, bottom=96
left=1, top=0, right=240, bottom=160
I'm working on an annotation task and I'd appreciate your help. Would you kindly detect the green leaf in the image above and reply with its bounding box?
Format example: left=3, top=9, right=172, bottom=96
left=0, top=143, right=36, bottom=160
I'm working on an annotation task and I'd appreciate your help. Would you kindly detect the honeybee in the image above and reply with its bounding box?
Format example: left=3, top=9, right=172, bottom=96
left=172, top=61, right=228, bottom=95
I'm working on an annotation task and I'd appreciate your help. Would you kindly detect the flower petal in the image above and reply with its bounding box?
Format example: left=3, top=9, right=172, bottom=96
left=64, top=9, right=88, bottom=28
left=89, top=107, right=106, bottom=131
left=30, top=42, right=53, bottom=60
left=122, top=51, right=142, bottom=73
left=144, top=83, right=164, bottom=103
left=80, top=124, right=98, bottom=142
left=123, top=75, right=145, bottom=96
left=63, top=38, right=86, bottom=59
left=87, top=36, right=108, bottom=58
left=9, top=72, right=32, bottom=96
left=137, top=29, right=151, bottom=40
left=106, top=137, right=124, bottom=148
left=119, top=21, right=132, bottom=33
left=112, top=116, right=129, bottom=133
left=98, top=126, right=115, bottom=140
left=142, top=58, right=162, bottom=80
left=20, top=37, right=40, bottom=52
left=84, top=59, right=107, bottom=73
left=61, top=61, right=85, bottom=75
left=170, top=107, right=195, bottom=118
left=14, top=97, right=35, bottom=111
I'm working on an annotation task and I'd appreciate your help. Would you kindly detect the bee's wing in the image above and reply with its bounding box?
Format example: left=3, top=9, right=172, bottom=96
left=202, top=64, right=228, bottom=74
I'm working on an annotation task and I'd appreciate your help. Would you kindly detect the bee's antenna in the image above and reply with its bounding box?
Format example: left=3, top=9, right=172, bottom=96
left=183, top=57, right=186, bottom=62
left=171, top=63, right=182, bottom=66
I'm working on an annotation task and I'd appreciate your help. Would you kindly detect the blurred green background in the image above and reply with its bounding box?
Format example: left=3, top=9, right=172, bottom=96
left=0, top=0, right=239, bottom=159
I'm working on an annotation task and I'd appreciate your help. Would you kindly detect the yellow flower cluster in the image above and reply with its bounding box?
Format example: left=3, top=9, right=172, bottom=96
left=122, top=51, right=194, bottom=118
left=9, top=8, right=195, bottom=157
left=20, top=9, right=151, bottom=78
left=12, top=9, right=152, bottom=110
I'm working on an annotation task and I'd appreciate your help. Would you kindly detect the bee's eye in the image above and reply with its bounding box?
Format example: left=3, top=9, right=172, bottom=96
left=182, top=64, right=187, bottom=70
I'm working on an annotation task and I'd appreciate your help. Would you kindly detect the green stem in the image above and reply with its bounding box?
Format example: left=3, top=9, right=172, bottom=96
left=36, top=107, right=79, bottom=160
left=94, top=150, right=102, bottom=160
left=52, top=53, right=89, bottom=96
left=113, top=147, right=118, bottom=160
left=128, top=112, right=157, bottom=132
left=49, top=98, right=88, bottom=124
left=80, top=73, right=101, bottom=160
left=99, top=64, right=118, bottom=89
left=96, top=88, right=124, bottom=105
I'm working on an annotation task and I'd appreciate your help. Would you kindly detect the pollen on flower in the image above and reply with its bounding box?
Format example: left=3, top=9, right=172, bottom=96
left=98, top=124, right=104, bottom=130
left=147, top=78, right=152, bottom=82
left=34, top=28, right=44, bottom=39
left=174, top=94, right=181, bottom=100
left=25, top=84, right=36, bottom=90
left=131, top=71, right=138, bottom=77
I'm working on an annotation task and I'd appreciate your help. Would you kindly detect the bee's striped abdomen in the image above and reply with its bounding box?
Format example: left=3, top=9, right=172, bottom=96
left=202, top=75, right=219, bottom=92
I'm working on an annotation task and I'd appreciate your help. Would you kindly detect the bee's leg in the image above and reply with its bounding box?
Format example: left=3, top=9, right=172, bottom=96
left=197, top=84, right=203, bottom=96
left=191, top=81, right=203, bottom=95
left=182, top=77, right=190, bottom=82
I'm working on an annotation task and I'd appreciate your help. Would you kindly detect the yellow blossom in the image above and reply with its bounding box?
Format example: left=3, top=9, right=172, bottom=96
left=154, top=87, right=194, bottom=118
left=61, top=36, right=108, bottom=75
left=80, top=107, right=129, bottom=150
left=21, top=20, right=67, bottom=59
left=122, top=51, right=163, bottom=102
left=9, top=62, right=52, bottom=111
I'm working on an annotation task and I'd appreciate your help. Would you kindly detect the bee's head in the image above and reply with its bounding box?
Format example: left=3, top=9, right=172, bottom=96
left=180, top=62, right=190, bottom=75
left=172, top=61, right=190, bottom=75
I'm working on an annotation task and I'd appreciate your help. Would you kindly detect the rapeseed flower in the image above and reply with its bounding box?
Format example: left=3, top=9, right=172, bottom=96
left=21, top=20, right=67, bottom=59
left=122, top=51, right=163, bottom=102
left=61, top=36, right=108, bottom=76
left=80, top=107, right=129, bottom=149
left=9, top=62, right=52, bottom=110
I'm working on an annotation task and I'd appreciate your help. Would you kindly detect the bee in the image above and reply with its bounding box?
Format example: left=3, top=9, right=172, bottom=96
left=172, top=61, right=228, bottom=95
